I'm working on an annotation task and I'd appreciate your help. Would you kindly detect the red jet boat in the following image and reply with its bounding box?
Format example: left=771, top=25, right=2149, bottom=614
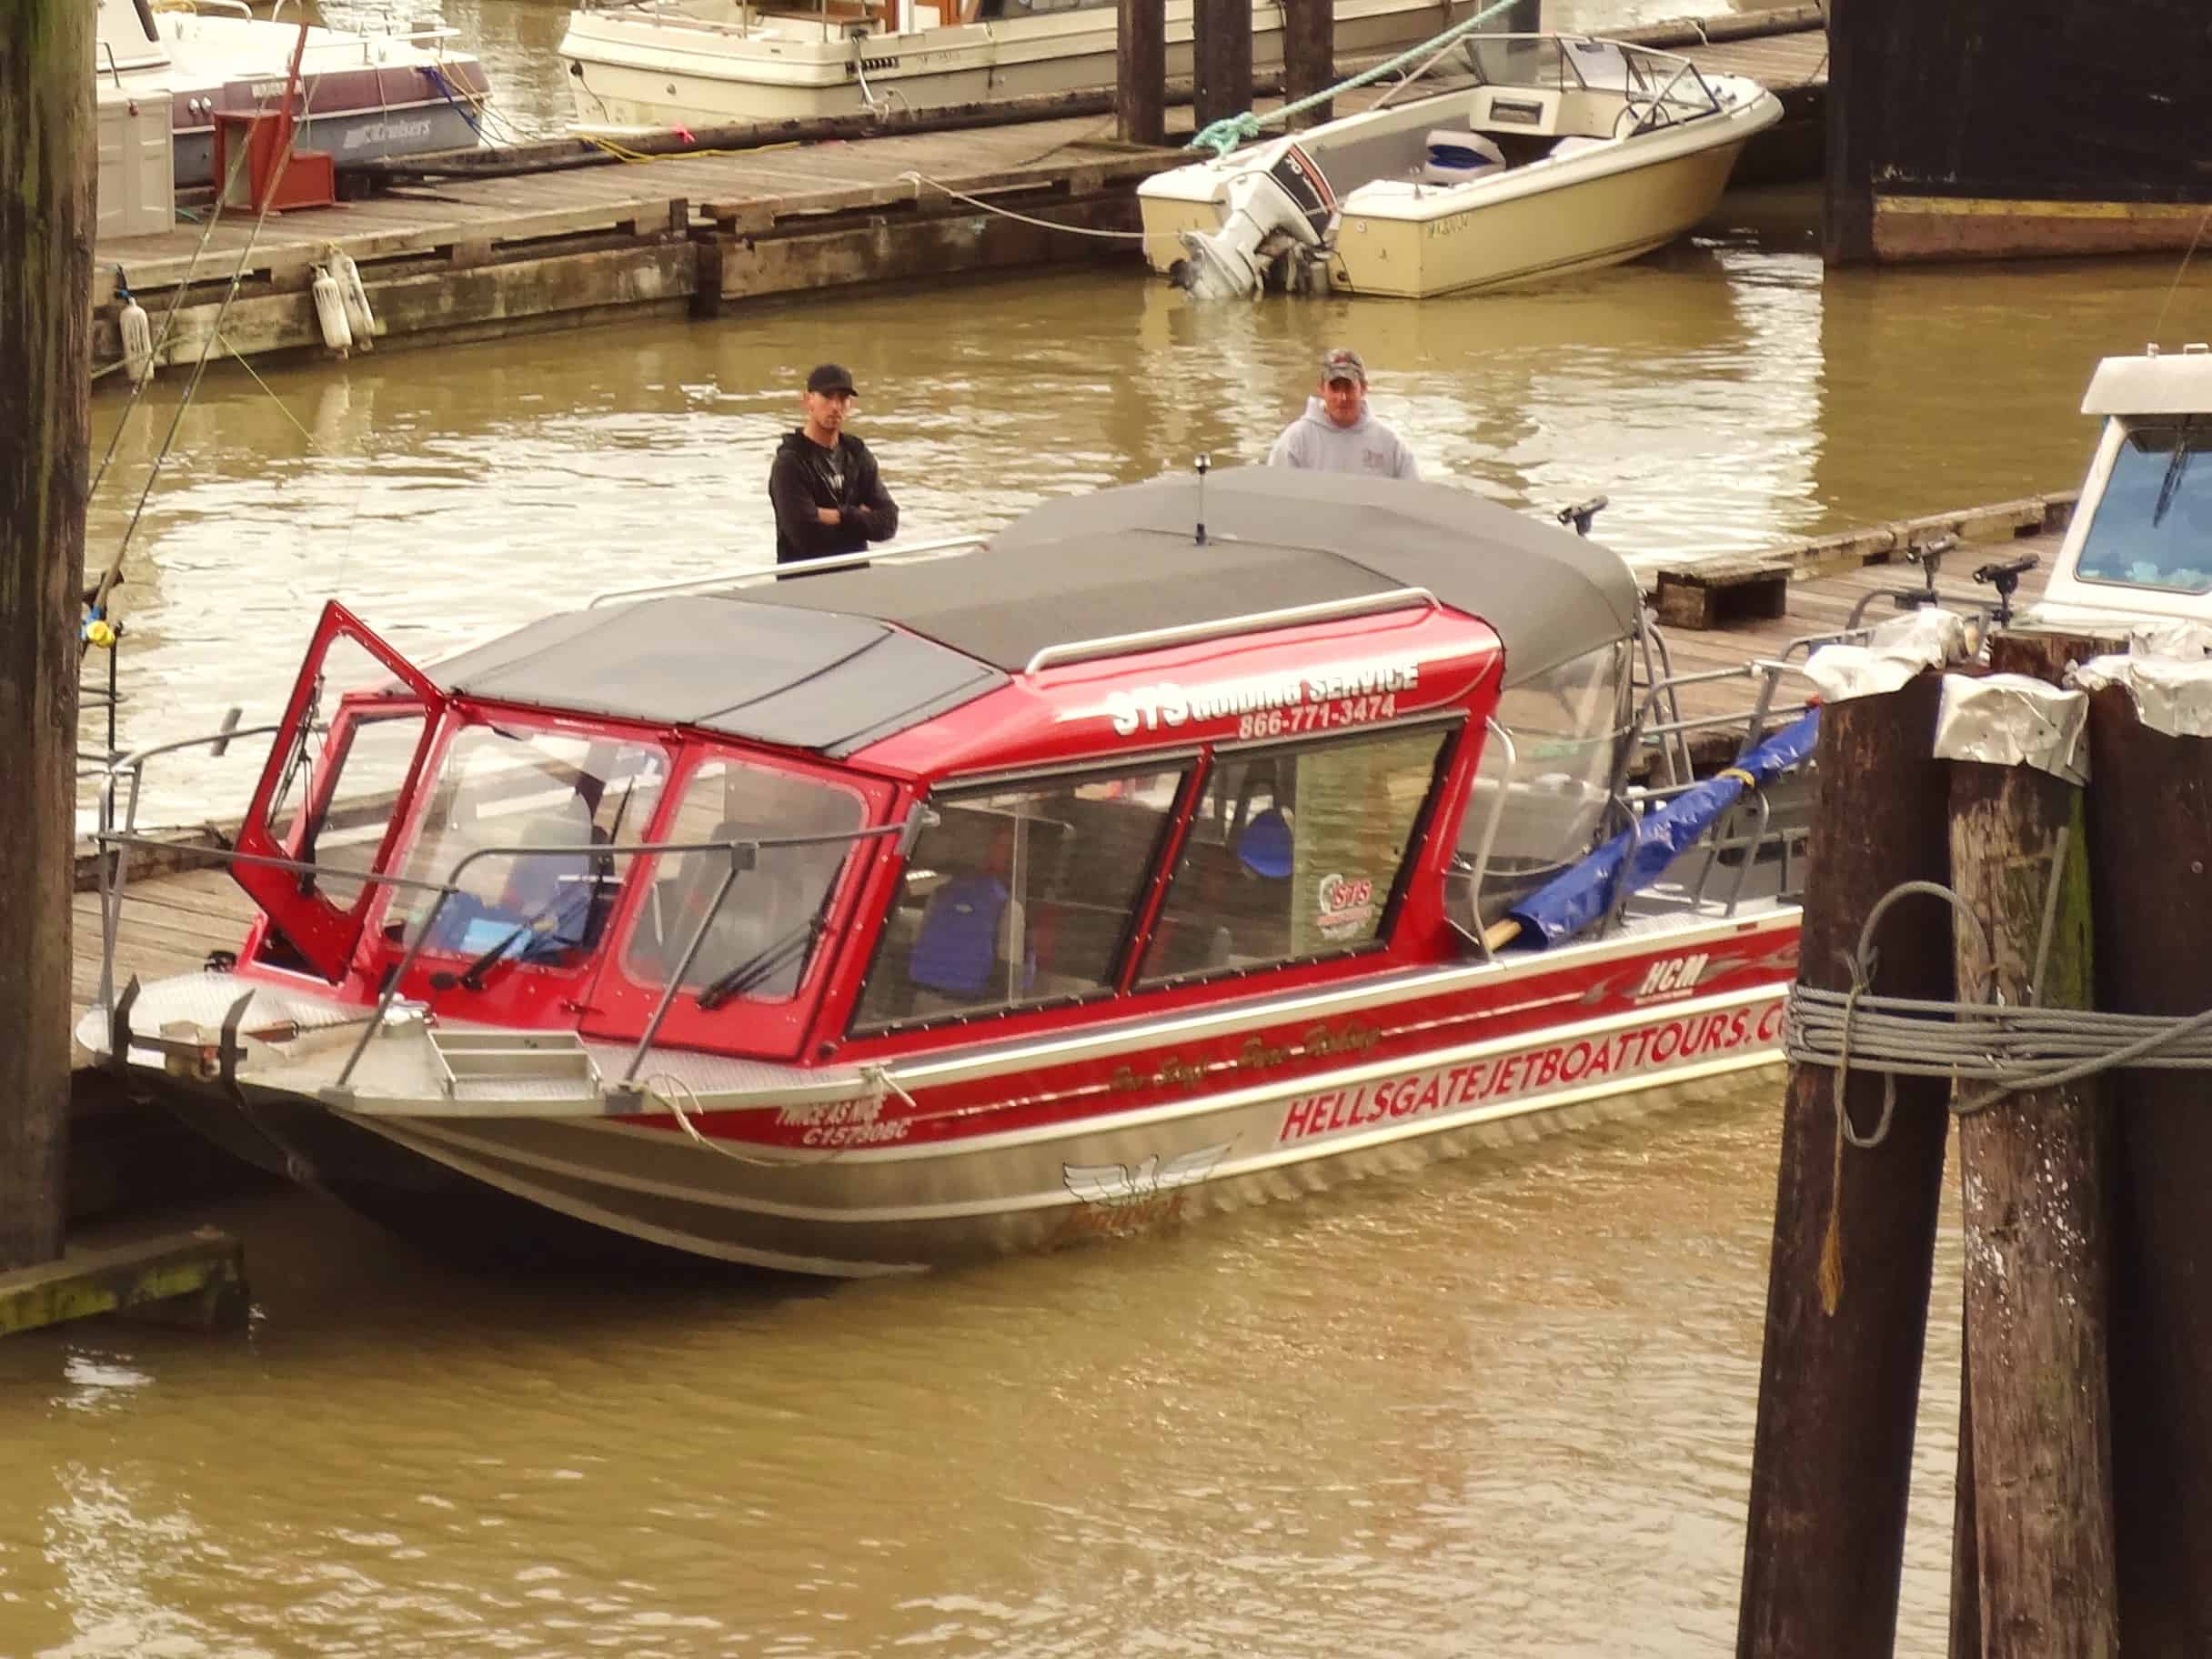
left=84, top=468, right=1812, bottom=1276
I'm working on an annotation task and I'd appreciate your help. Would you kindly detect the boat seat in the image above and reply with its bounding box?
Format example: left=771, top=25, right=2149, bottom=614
left=1551, top=135, right=1613, bottom=159
left=1421, top=129, right=1507, bottom=186
left=909, top=873, right=1030, bottom=1003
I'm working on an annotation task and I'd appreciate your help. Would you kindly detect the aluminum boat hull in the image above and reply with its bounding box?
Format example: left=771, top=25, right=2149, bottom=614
left=86, top=910, right=1794, bottom=1277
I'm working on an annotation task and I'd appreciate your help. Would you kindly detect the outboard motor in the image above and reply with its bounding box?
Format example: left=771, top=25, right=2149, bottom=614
left=1172, top=143, right=1333, bottom=301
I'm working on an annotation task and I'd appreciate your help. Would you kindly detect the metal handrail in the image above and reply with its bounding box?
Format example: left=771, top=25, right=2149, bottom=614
left=83, top=717, right=908, bottom=1095
left=586, top=535, right=992, bottom=608
left=1022, top=588, right=1438, bottom=677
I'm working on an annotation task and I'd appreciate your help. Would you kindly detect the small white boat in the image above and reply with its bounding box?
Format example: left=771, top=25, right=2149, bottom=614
left=1139, top=33, right=1783, bottom=299
left=558, top=0, right=1464, bottom=129
left=96, top=0, right=493, bottom=191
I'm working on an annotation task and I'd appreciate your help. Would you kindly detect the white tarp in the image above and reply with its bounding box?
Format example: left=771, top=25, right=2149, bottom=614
left=1934, top=671, right=2089, bottom=784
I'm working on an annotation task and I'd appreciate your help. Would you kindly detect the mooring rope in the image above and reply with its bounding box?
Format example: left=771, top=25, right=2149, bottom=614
left=897, top=170, right=1151, bottom=238
left=1781, top=836, right=2212, bottom=1313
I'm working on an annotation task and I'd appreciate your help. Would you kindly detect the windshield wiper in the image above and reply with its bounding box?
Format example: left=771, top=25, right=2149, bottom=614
left=430, top=879, right=604, bottom=992
left=695, top=880, right=840, bottom=1011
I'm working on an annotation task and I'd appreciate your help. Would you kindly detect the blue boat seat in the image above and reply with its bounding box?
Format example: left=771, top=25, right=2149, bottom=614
left=1422, top=129, right=1507, bottom=185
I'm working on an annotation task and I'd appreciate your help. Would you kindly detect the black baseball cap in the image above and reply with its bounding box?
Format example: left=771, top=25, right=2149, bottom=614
left=806, top=363, right=858, bottom=397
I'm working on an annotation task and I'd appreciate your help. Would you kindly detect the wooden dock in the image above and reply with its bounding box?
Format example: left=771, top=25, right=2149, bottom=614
left=88, top=16, right=1830, bottom=376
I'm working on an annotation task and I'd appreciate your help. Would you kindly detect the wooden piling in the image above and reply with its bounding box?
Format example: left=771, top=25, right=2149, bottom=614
left=1946, top=644, right=2118, bottom=1659
left=1116, top=0, right=1166, bottom=146
left=1191, top=0, right=1252, bottom=135
left=2083, top=684, right=2212, bottom=1654
left=1736, top=672, right=1956, bottom=1659
left=1281, top=0, right=1333, bottom=129
left=0, top=0, right=92, bottom=1271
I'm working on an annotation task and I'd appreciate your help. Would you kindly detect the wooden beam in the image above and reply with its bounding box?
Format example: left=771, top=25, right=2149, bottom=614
left=0, top=1222, right=246, bottom=1335
left=1191, top=0, right=1252, bottom=134
left=1117, top=0, right=1166, bottom=146
left=1281, top=0, right=1333, bottom=129
left=0, top=0, right=91, bottom=1271
left=1735, top=673, right=1956, bottom=1659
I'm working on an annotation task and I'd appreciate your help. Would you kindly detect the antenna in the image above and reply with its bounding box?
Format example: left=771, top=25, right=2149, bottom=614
left=1194, top=453, right=1211, bottom=547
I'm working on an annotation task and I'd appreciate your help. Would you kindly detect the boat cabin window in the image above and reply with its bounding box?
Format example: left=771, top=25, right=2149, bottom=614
left=1454, top=639, right=1631, bottom=927
left=850, top=762, right=1193, bottom=1031
left=254, top=632, right=438, bottom=925
left=2075, top=419, right=2212, bottom=595
left=278, top=705, right=428, bottom=912
left=621, top=758, right=868, bottom=1006
left=382, top=722, right=669, bottom=972
left=1138, top=722, right=1455, bottom=983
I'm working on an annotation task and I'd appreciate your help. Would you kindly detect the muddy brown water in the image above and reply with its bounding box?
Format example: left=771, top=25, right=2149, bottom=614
left=25, top=1, right=2212, bottom=1649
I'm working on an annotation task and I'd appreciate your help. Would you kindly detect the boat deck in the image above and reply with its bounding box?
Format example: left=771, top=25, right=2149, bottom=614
left=68, top=510, right=2060, bottom=1046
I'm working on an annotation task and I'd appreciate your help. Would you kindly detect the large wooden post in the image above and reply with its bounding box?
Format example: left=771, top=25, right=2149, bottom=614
left=1946, top=643, right=2119, bottom=1658
left=1191, top=0, right=1252, bottom=135
left=1821, top=0, right=1876, bottom=264
left=0, top=0, right=91, bottom=1269
left=1116, top=0, right=1165, bottom=146
left=1281, top=0, right=1333, bottom=130
left=1736, top=673, right=1956, bottom=1659
left=2083, top=684, right=2212, bottom=1653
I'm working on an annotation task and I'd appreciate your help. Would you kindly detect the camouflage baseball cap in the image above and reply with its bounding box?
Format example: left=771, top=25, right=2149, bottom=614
left=1320, top=347, right=1366, bottom=385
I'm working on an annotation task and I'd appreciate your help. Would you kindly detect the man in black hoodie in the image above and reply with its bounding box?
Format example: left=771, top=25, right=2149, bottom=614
left=768, top=363, right=900, bottom=567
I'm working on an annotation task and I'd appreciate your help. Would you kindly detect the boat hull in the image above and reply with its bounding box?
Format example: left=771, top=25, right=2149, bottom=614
left=559, top=0, right=1454, bottom=127
left=97, top=914, right=1795, bottom=1277
left=1329, top=135, right=1751, bottom=297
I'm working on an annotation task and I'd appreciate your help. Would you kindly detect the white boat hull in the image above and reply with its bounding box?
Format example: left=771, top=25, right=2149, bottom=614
left=1137, top=44, right=1784, bottom=298
left=1328, top=132, right=1754, bottom=297
left=559, top=0, right=1457, bottom=127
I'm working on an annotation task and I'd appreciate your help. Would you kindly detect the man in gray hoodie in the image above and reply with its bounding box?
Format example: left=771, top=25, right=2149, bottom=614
left=1265, top=347, right=1421, bottom=481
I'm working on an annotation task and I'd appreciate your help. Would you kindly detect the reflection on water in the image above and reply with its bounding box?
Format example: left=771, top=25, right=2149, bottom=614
left=0, top=1086, right=1968, bottom=1657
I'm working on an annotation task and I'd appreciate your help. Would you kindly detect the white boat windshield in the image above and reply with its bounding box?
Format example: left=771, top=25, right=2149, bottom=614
left=2073, top=418, right=2212, bottom=596
left=1457, top=638, right=1633, bottom=924
left=619, top=756, right=868, bottom=1006
left=384, top=722, right=671, bottom=969
left=1462, top=35, right=1719, bottom=120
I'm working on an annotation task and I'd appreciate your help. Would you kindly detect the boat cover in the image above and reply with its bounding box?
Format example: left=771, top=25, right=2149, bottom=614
left=424, top=595, right=1006, bottom=756
left=751, top=467, right=1641, bottom=691
left=427, top=468, right=1639, bottom=755
left=1503, top=709, right=1820, bottom=948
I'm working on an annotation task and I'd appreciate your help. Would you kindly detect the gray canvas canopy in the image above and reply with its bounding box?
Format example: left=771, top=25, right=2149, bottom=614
left=427, top=467, right=1640, bottom=756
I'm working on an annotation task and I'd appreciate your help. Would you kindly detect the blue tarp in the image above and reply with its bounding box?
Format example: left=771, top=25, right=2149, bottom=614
left=1502, top=709, right=1820, bottom=949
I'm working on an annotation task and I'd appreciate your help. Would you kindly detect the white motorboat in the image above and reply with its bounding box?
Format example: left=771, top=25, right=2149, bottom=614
left=1139, top=33, right=1782, bottom=299
left=558, top=0, right=1465, bottom=129
left=95, top=0, right=493, bottom=191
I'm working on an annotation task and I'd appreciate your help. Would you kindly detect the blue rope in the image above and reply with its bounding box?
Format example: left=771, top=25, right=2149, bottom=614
left=1186, top=0, right=1524, bottom=157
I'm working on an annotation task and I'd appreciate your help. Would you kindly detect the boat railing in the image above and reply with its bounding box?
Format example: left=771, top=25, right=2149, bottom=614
left=1022, top=588, right=1438, bottom=676
left=585, top=534, right=994, bottom=608
left=89, top=808, right=910, bottom=1101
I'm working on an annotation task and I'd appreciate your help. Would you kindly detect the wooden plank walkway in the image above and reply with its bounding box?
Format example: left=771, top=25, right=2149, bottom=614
left=88, top=20, right=1830, bottom=372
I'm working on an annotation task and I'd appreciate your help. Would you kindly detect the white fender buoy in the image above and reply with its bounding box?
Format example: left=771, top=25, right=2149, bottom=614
left=324, top=245, right=375, bottom=351
left=117, top=292, right=156, bottom=384
left=311, top=265, right=354, bottom=358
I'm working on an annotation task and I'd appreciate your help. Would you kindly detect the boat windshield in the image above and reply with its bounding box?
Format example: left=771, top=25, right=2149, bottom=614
left=381, top=720, right=670, bottom=970
left=619, top=756, right=869, bottom=1006
left=2074, top=418, right=2212, bottom=595
left=1455, top=638, right=1633, bottom=926
left=1462, top=36, right=1717, bottom=116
